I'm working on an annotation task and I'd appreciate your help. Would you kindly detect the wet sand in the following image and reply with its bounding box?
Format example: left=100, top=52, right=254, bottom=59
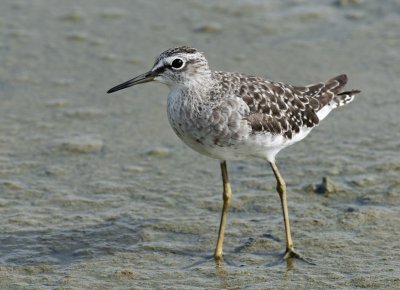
left=0, top=0, right=399, bottom=289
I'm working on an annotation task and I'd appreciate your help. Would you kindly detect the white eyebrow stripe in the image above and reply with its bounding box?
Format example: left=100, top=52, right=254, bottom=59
left=152, top=56, right=184, bottom=71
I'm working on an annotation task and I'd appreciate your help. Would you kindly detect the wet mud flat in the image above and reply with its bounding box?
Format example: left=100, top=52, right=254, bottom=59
left=0, top=0, right=399, bottom=289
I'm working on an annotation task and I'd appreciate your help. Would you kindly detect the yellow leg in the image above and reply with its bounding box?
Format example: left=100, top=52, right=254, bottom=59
left=268, top=162, right=315, bottom=264
left=269, top=162, right=294, bottom=254
left=269, top=162, right=302, bottom=260
left=214, top=161, right=232, bottom=260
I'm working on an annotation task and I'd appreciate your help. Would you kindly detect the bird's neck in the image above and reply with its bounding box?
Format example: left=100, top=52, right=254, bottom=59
left=170, top=72, right=214, bottom=102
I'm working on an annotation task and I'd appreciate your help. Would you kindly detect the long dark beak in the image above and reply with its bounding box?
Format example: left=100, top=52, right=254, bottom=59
left=107, top=70, right=156, bottom=94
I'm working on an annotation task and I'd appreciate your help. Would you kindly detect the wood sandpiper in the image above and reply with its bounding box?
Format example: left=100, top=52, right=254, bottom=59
left=107, top=46, right=360, bottom=263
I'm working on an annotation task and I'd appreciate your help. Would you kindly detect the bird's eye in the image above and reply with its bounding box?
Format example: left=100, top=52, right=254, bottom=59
left=171, top=58, right=184, bottom=69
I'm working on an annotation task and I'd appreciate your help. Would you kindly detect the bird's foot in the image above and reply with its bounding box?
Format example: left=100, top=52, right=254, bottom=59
left=213, top=253, right=224, bottom=267
left=282, top=247, right=315, bottom=265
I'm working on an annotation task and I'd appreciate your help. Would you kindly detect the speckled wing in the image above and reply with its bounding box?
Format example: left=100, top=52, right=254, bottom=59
left=215, top=73, right=355, bottom=139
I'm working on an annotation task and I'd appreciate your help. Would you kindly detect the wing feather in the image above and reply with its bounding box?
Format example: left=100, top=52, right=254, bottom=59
left=212, top=72, right=352, bottom=139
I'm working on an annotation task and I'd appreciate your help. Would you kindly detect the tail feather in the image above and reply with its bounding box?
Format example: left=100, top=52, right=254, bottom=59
left=314, top=76, right=360, bottom=121
left=306, top=74, right=350, bottom=110
left=324, top=74, right=360, bottom=107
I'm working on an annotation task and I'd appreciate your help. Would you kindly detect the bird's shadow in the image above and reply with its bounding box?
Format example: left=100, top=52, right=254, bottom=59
left=181, top=236, right=316, bottom=270
left=181, top=250, right=313, bottom=273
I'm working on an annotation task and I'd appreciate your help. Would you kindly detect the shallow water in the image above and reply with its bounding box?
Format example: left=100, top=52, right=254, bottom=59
left=0, top=0, right=399, bottom=289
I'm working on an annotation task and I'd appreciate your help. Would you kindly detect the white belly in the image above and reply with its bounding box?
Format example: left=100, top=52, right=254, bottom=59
left=169, top=120, right=313, bottom=162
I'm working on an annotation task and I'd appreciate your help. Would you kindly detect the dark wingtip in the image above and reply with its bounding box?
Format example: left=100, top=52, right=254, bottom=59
left=337, top=89, right=361, bottom=98
left=331, top=74, right=348, bottom=86
left=333, top=74, right=361, bottom=95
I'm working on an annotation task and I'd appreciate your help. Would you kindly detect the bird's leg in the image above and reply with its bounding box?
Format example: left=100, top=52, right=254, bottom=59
left=214, top=160, right=232, bottom=260
left=269, top=162, right=305, bottom=261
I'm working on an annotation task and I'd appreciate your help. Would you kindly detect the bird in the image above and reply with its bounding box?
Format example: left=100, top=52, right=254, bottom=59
left=107, top=46, right=360, bottom=262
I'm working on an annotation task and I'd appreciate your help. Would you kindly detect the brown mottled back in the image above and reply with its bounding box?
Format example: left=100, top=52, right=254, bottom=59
left=211, top=72, right=359, bottom=139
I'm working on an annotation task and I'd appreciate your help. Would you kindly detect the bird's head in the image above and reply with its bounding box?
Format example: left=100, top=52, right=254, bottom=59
left=107, top=46, right=211, bottom=93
